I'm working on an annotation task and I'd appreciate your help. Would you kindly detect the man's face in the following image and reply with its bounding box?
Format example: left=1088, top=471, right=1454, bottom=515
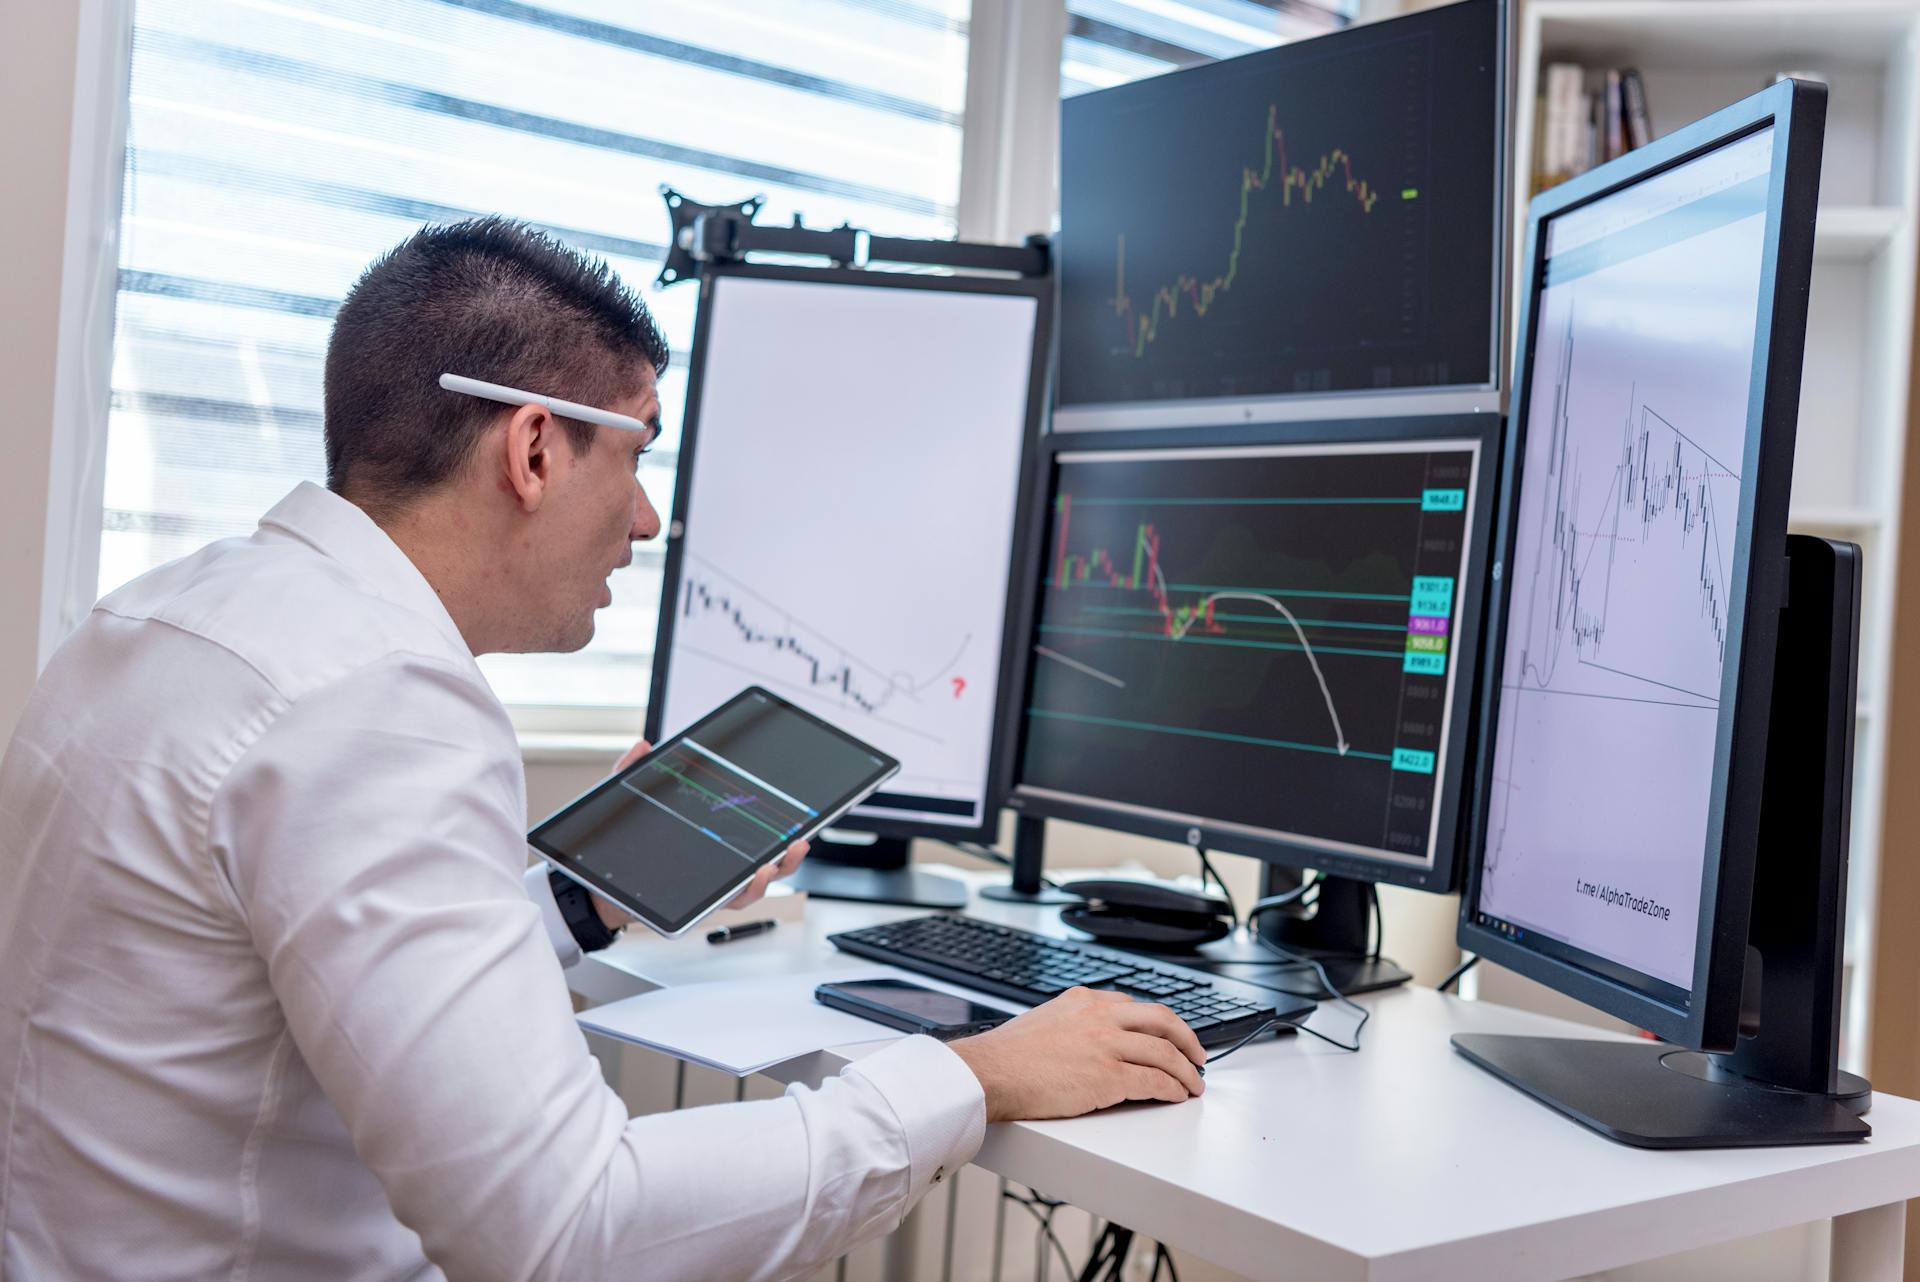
left=529, top=365, right=663, bottom=653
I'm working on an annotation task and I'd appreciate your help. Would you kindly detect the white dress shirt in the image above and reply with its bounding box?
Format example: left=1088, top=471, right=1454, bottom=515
left=0, top=482, right=984, bottom=1281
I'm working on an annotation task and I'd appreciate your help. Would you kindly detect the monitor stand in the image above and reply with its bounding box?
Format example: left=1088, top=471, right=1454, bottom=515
left=1454, top=535, right=1872, bottom=1147
left=789, top=832, right=967, bottom=910
left=1234, top=871, right=1411, bottom=996
left=1091, top=866, right=1412, bottom=997
left=1082, top=867, right=1413, bottom=997
left=978, top=815, right=1081, bottom=906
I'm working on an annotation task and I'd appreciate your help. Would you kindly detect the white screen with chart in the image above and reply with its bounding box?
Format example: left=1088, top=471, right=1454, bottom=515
left=657, top=275, right=1038, bottom=830
left=1479, top=128, right=1774, bottom=993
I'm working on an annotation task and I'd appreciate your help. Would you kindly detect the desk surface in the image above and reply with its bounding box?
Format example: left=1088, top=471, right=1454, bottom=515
left=575, top=869, right=1920, bottom=1282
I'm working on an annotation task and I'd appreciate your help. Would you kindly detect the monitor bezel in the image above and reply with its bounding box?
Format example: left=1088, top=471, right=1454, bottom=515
left=1456, top=80, right=1826, bottom=1052
left=646, top=261, right=1054, bottom=843
left=1005, top=412, right=1505, bottom=893
left=1051, top=0, right=1511, bottom=429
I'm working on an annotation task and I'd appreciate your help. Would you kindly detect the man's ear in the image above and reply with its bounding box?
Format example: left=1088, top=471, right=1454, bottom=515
left=501, top=403, right=558, bottom=514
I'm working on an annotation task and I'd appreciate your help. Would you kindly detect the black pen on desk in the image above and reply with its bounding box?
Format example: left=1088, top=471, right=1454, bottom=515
left=708, top=919, right=778, bottom=945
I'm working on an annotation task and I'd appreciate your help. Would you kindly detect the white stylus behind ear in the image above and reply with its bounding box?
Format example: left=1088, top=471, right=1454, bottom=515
left=438, top=372, right=650, bottom=434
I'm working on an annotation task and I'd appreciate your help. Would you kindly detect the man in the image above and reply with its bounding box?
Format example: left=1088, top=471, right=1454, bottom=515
left=0, top=218, right=1207, bottom=1281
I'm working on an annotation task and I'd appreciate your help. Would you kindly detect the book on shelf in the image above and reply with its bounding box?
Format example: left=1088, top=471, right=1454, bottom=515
left=1533, top=63, right=1653, bottom=194
left=1622, top=68, right=1653, bottom=150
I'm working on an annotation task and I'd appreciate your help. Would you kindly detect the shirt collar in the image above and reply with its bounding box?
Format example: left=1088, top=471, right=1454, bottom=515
left=257, top=482, right=473, bottom=658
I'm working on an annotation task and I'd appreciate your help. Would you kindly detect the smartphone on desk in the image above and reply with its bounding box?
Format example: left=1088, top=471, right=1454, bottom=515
left=816, top=979, right=1015, bottom=1040
left=530, top=687, right=898, bottom=939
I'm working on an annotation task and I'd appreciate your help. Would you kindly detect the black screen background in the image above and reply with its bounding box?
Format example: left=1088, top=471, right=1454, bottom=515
left=1017, top=446, right=1475, bottom=862
left=1057, top=0, right=1499, bottom=406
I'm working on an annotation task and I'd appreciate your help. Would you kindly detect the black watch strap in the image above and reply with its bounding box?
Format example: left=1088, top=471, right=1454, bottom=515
left=548, top=870, right=620, bottom=953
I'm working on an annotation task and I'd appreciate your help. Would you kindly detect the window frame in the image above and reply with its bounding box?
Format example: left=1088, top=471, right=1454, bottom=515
left=43, top=0, right=135, bottom=675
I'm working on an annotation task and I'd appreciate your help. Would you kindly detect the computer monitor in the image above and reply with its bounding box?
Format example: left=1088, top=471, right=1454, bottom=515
left=1453, top=81, right=1857, bottom=1146
left=1006, top=414, right=1502, bottom=927
left=1053, top=0, right=1507, bottom=429
left=647, top=263, right=1049, bottom=904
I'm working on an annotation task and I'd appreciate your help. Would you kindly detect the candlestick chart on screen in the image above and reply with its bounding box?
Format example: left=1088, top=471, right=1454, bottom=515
left=1474, top=132, right=1773, bottom=987
left=672, top=555, right=973, bottom=744
left=1056, top=5, right=1500, bottom=406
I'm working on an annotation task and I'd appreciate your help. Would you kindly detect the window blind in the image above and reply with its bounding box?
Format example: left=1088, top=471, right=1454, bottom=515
left=1062, top=0, right=1351, bottom=96
left=103, top=0, right=970, bottom=713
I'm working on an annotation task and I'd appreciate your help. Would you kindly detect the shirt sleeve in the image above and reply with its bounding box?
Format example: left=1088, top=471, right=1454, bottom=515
left=523, top=863, right=584, bottom=970
left=208, top=654, right=986, bottom=1282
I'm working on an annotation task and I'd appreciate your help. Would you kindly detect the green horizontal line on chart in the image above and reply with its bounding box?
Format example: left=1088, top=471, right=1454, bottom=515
left=1082, top=605, right=1409, bottom=632
left=1027, top=707, right=1391, bottom=761
left=1054, top=582, right=1412, bottom=602
left=1062, top=495, right=1423, bottom=507
left=1037, top=624, right=1406, bottom=658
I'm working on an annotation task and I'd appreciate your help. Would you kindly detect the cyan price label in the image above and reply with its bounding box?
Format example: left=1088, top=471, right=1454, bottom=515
left=1403, top=651, right=1447, bottom=675
left=1421, top=488, right=1466, bottom=512
left=1392, top=747, right=1437, bottom=774
left=1410, top=576, right=1455, bottom=617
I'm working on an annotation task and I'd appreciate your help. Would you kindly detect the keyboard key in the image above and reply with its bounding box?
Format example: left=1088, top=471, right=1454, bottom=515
left=1076, top=967, right=1130, bottom=986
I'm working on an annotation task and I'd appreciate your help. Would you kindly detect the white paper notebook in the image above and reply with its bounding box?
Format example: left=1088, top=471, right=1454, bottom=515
left=576, top=968, right=1017, bottom=1076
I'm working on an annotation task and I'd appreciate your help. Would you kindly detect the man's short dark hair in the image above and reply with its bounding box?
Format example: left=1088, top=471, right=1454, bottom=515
left=324, top=216, right=668, bottom=510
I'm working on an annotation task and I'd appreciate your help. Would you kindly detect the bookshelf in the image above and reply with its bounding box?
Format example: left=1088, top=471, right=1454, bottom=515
left=1512, top=0, right=1920, bottom=1071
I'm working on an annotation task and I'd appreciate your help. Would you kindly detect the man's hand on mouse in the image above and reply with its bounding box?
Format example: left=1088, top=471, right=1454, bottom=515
left=947, top=987, right=1207, bottom=1121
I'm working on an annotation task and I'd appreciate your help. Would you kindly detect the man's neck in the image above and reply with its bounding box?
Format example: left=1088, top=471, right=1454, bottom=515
left=358, top=493, right=505, bottom=655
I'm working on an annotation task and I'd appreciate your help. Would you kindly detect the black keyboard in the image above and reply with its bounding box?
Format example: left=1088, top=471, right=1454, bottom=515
left=828, top=913, right=1313, bottom=1049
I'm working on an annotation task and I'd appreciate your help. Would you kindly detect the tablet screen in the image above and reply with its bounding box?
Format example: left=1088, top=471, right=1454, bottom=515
left=531, top=688, right=898, bottom=935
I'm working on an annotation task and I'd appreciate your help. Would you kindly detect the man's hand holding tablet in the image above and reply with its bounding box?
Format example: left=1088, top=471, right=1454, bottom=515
left=531, top=688, right=891, bottom=939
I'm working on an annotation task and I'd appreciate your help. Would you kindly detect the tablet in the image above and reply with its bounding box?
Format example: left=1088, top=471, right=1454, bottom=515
left=530, top=687, right=899, bottom=938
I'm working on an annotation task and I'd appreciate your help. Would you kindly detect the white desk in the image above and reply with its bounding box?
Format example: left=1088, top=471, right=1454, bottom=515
left=572, top=871, right=1920, bottom=1282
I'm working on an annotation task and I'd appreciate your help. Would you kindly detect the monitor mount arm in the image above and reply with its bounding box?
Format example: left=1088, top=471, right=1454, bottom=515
left=653, top=186, right=1049, bottom=288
